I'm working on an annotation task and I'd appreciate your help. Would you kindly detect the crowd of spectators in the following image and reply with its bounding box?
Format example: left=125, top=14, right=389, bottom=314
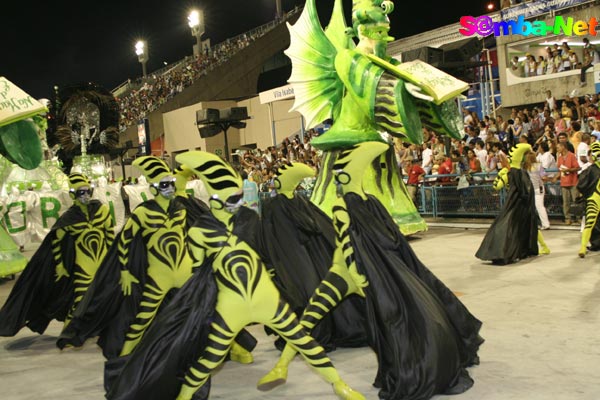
left=115, top=7, right=301, bottom=131
left=232, top=128, right=325, bottom=194
left=509, top=38, right=600, bottom=86
left=394, top=90, right=600, bottom=195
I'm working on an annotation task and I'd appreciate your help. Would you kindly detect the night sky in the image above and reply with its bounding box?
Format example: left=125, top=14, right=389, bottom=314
left=4, top=0, right=493, bottom=100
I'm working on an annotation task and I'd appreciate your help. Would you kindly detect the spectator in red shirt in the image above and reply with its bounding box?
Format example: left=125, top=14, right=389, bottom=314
left=405, top=159, right=425, bottom=204
left=587, top=105, right=600, bottom=120
left=553, top=142, right=580, bottom=224
left=437, top=154, right=454, bottom=184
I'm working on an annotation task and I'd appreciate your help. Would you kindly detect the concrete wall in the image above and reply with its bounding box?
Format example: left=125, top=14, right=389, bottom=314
left=120, top=20, right=295, bottom=149
left=162, top=96, right=303, bottom=158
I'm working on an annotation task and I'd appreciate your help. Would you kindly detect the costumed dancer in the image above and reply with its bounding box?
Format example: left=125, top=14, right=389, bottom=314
left=58, top=158, right=253, bottom=381
left=57, top=157, right=195, bottom=361
left=260, top=162, right=367, bottom=351
left=172, top=163, right=210, bottom=221
left=0, top=173, right=113, bottom=336
left=476, top=143, right=551, bottom=265
left=0, top=77, right=46, bottom=277
left=577, top=141, right=600, bottom=257
left=258, top=142, right=483, bottom=400
left=174, top=161, right=257, bottom=364
left=106, top=151, right=364, bottom=400
left=287, top=0, right=467, bottom=235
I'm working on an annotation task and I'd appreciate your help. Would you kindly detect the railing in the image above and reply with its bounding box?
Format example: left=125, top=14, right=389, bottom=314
left=255, top=169, right=569, bottom=220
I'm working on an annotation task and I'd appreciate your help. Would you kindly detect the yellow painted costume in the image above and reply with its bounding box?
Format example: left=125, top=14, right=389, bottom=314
left=106, top=151, right=364, bottom=400
left=477, top=144, right=550, bottom=264
left=578, top=142, right=600, bottom=257
left=259, top=142, right=484, bottom=400
left=0, top=173, right=113, bottom=336
left=116, top=156, right=195, bottom=356
left=57, top=157, right=194, bottom=362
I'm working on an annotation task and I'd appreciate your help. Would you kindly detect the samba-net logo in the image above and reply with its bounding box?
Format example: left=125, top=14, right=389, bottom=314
left=459, top=15, right=599, bottom=37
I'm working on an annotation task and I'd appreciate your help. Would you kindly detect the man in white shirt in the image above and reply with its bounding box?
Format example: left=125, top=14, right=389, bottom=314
left=577, top=133, right=591, bottom=171
left=421, top=143, right=433, bottom=175
left=537, top=142, right=558, bottom=178
left=474, top=140, right=488, bottom=172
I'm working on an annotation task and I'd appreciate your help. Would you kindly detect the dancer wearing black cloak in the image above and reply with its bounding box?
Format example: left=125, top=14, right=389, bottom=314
left=476, top=143, right=550, bottom=265
left=57, top=157, right=198, bottom=360
left=0, top=173, right=113, bottom=336
left=577, top=141, right=600, bottom=256
left=107, top=150, right=364, bottom=400
left=260, top=162, right=367, bottom=351
left=57, top=158, right=254, bottom=394
left=259, top=142, right=483, bottom=400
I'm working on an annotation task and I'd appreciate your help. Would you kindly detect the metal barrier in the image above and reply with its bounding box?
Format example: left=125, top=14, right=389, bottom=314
left=255, top=169, right=569, bottom=220
left=415, top=171, right=566, bottom=218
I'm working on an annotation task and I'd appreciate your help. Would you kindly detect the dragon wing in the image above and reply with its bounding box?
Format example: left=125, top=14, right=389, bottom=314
left=285, top=0, right=351, bottom=129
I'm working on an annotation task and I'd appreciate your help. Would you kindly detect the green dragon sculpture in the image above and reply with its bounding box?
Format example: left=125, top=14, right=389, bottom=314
left=286, top=0, right=467, bottom=234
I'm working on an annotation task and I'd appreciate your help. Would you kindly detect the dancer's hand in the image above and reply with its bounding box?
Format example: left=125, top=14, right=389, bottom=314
left=119, top=270, right=139, bottom=296
left=55, top=263, right=70, bottom=282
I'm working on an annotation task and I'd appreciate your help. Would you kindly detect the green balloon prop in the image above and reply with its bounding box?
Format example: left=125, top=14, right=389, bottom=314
left=0, top=119, right=43, bottom=170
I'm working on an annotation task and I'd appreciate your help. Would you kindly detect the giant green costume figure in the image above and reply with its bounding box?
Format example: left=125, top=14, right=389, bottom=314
left=105, top=151, right=364, bottom=400
left=285, top=0, right=467, bottom=234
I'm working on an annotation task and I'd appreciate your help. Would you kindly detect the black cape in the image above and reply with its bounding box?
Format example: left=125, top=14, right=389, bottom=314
left=577, top=164, right=600, bottom=250
left=259, top=194, right=367, bottom=350
left=344, top=193, right=483, bottom=400
left=56, top=199, right=184, bottom=359
left=476, top=168, right=539, bottom=264
left=0, top=201, right=105, bottom=336
left=106, top=257, right=217, bottom=400
left=106, top=212, right=256, bottom=400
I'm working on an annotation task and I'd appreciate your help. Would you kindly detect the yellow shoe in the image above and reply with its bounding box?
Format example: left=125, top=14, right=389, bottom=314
left=229, top=344, right=254, bottom=364
left=257, top=365, right=288, bottom=391
left=175, top=384, right=196, bottom=400
left=539, top=246, right=550, bottom=255
left=333, top=381, right=365, bottom=400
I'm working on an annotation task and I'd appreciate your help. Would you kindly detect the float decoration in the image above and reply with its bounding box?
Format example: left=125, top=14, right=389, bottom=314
left=0, top=78, right=46, bottom=277
left=285, top=0, right=467, bottom=234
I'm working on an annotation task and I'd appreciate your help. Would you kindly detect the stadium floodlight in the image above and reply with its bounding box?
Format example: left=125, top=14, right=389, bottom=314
left=135, top=40, right=148, bottom=77
left=187, top=9, right=205, bottom=58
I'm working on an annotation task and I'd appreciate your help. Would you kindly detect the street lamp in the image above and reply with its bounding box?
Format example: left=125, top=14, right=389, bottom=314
left=188, top=9, right=205, bottom=58
left=135, top=40, right=148, bottom=77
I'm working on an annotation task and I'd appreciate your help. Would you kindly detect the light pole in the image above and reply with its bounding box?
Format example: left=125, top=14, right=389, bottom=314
left=135, top=40, right=148, bottom=77
left=188, top=9, right=205, bottom=58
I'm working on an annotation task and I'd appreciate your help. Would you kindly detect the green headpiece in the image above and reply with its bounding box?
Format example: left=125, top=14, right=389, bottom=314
left=68, top=173, right=91, bottom=191
left=332, top=141, right=389, bottom=188
left=175, top=151, right=242, bottom=202
left=133, top=156, right=172, bottom=184
left=508, top=143, right=532, bottom=169
left=275, top=162, right=315, bottom=198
